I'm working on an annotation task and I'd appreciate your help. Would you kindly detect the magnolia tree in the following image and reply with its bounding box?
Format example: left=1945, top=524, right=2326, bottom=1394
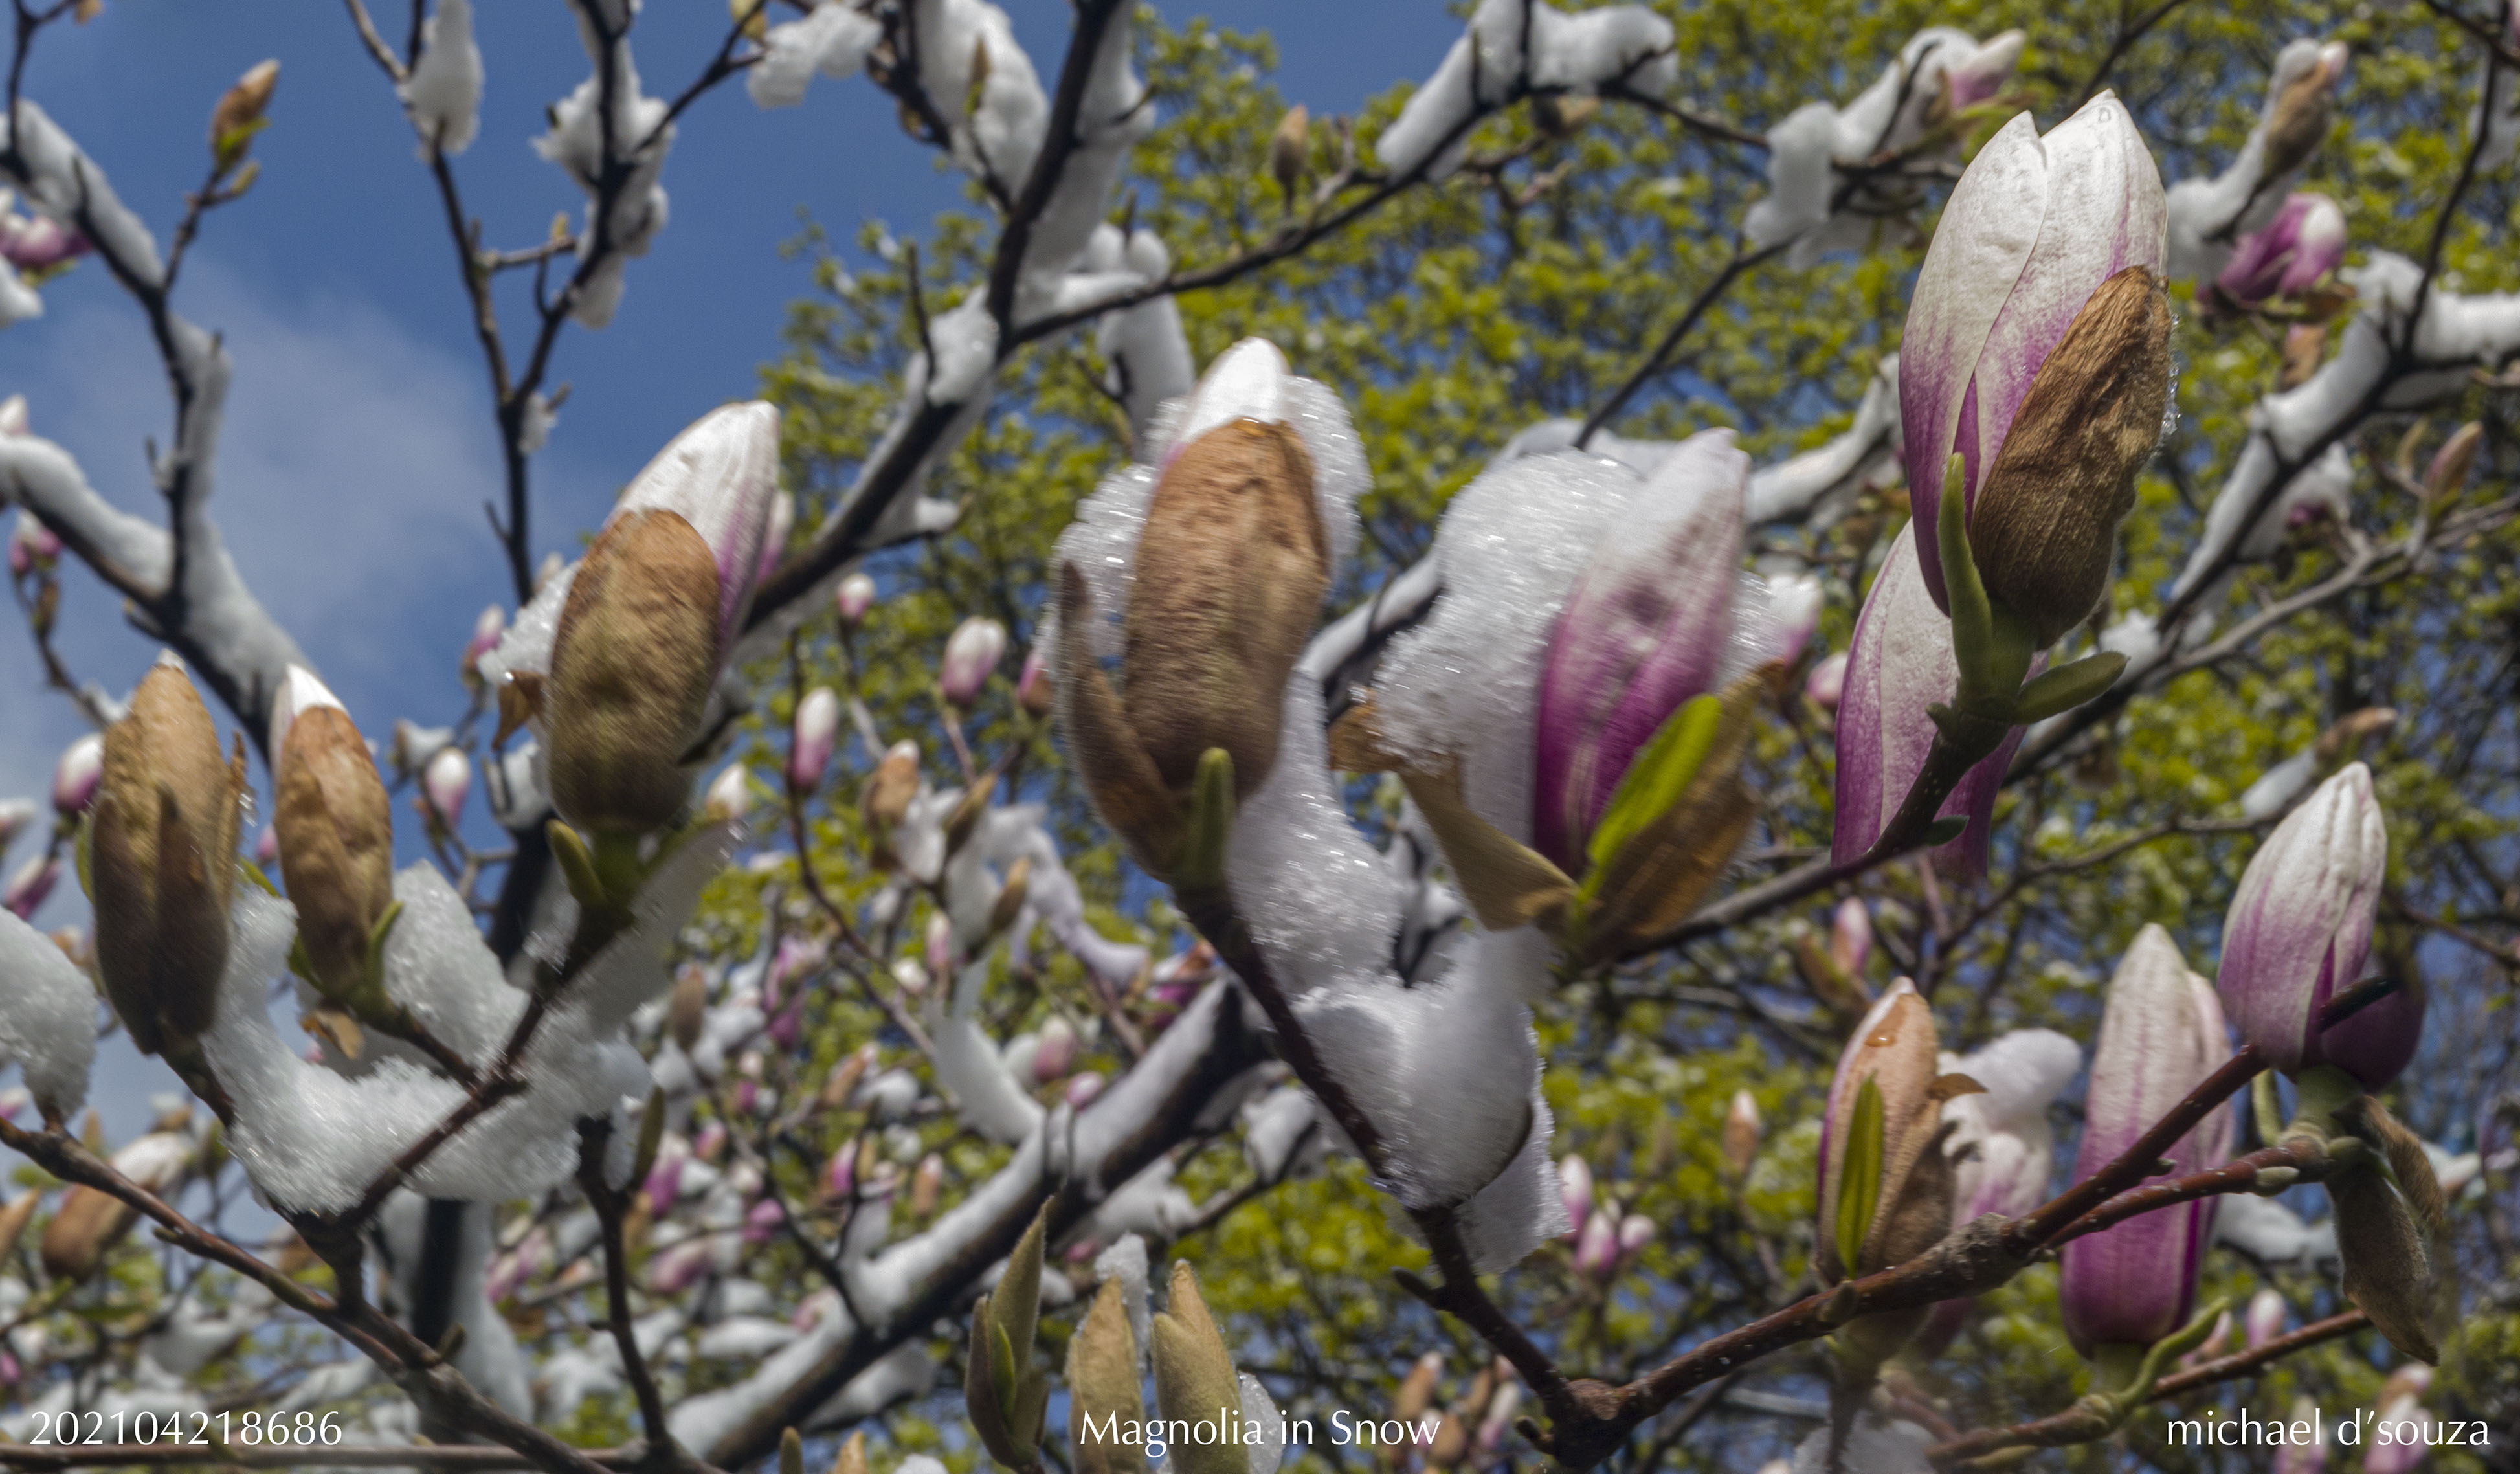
left=0, top=1, right=2516, bottom=1473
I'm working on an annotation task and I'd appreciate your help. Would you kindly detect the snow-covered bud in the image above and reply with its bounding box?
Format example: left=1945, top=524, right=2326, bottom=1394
left=50, top=733, right=100, bottom=815
left=2060, top=925, right=2231, bottom=1357
left=548, top=405, right=779, bottom=834
left=1574, top=1204, right=1618, bottom=1279
left=704, top=763, right=752, bottom=823
left=940, top=618, right=1007, bottom=708
left=91, top=662, right=247, bottom=1057
left=1723, top=1089, right=1761, bottom=1177
left=272, top=667, right=396, bottom=1006
left=1067, top=1277, right=1143, bottom=1474
left=423, top=746, right=470, bottom=829
left=2217, top=764, right=2398, bottom=1079
left=1942, top=29, right=2024, bottom=113
left=0, top=797, right=32, bottom=856
left=1058, top=341, right=1330, bottom=877
left=1533, top=431, right=1755, bottom=875
left=460, top=603, right=505, bottom=680
left=1150, top=1262, right=1241, bottom=1474
left=790, top=687, right=840, bottom=791
left=1803, top=650, right=1848, bottom=711
left=0, top=394, right=23, bottom=437
left=1032, top=1015, right=1076, bottom=1084
left=2244, top=1286, right=2287, bottom=1349
left=3, top=855, right=57, bottom=919
left=0, top=210, right=85, bottom=273
left=2208, top=194, right=2346, bottom=314
left=1901, top=95, right=2169, bottom=647
left=2258, top=42, right=2348, bottom=184
left=1016, top=647, right=1053, bottom=717
left=208, top=60, right=279, bottom=173
left=834, top=570, right=876, bottom=627
left=2423, top=421, right=2482, bottom=507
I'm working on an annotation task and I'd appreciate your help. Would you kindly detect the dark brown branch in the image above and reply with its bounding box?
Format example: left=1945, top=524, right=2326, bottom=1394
left=2068, top=0, right=2197, bottom=110
left=574, top=1122, right=686, bottom=1470
left=1576, top=241, right=1787, bottom=445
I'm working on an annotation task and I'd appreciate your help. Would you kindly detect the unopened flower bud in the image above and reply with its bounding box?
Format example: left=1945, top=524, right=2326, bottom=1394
left=703, top=763, right=752, bottom=823
left=1058, top=340, right=1330, bottom=876
left=423, top=746, right=471, bottom=829
left=91, top=662, right=246, bottom=1056
left=1269, top=104, right=1308, bottom=207
left=667, top=966, right=708, bottom=1053
left=271, top=667, right=396, bottom=1004
left=9, top=511, right=60, bottom=577
left=940, top=616, right=1007, bottom=708
left=834, top=570, right=876, bottom=627
left=209, top=60, right=280, bottom=168
left=1616, top=1213, right=1655, bottom=1256
left=0, top=394, right=26, bottom=437
left=2273, top=1399, right=2326, bottom=1474
left=51, top=733, right=101, bottom=815
left=989, top=854, right=1032, bottom=936
left=1831, top=897, right=1873, bottom=978
left=1803, top=649, right=1847, bottom=711
left=3, top=854, right=58, bottom=919
left=1150, top=1262, right=1242, bottom=1474
left=1396, top=1352, right=1441, bottom=1422
left=1557, top=1155, right=1592, bottom=1238
left=1065, top=1071, right=1104, bottom=1108
left=2217, top=764, right=2392, bottom=1078
left=790, top=686, right=840, bottom=791
left=2244, top=1286, right=2287, bottom=1349
left=1574, top=1204, right=1618, bottom=1278
left=861, top=739, right=919, bottom=829
left=2258, top=41, right=2348, bottom=184
left=1032, top=1015, right=1076, bottom=1084
left=1016, top=647, right=1053, bottom=717
left=461, top=603, right=505, bottom=680
left=910, top=1152, right=942, bottom=1216
left=0, top=796, right=32, bottom=854
left=923, top=911, right=955, bottom=979
left=2423, top=422, right=2482, bottom=506
left=1723, top=1089, right=1761, bottom=1176
left=2280, top=324, right=2326, bottom=390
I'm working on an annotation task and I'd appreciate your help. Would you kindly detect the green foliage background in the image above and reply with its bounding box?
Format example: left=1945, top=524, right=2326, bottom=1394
left=700, top=1, right=2520, bottom=1469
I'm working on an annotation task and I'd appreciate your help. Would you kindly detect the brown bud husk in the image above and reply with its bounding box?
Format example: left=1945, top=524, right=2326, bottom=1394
left=2279, top=323, right=2326, bottom=390
left=546, top=509, right=721, bottom=835
left=1068, top=1277, right=1148, bottom=1474
left=2424, top=421, right=2483, bottom=506
left=1574, top=669, right=1767, bottom=962
left=1152, top=1262, right=1244, bottom=1474
left=275, top=705, right=395, bottom=1001
left=1394, top=1351, right=1440, bottom=1422
left=1816, top=993, right=1972, bottom=1286
left=92, top=663, right=247, bottom=1057
left=2331, top=1094, right=2448, bottom=1363
left=667, top=967, right=709, bottom=1053
left=0, top=1192, right=41, bottom=1266
left=2260, top=60, right=2337, bottom=182
left=210, top=60, right=279, bottom=156
left=1269, top=104, right=1309, bottom=206
left=1126, top=420, right=1328, bottom=799
left=968, top=1204, right=1053, bottom=1467
left=39, top=1185, right=140, bottom=1283
left=829, top=1433, right=868, bottom=1474
left=1057, top=421, right=1328, bottom=878
left=1966, top=266, right=2174, bottom=648
left=860, top=744, right=919, bottom=831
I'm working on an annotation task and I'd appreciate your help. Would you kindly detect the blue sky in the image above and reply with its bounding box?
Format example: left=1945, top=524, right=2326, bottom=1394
left=0, top=0, right=1443, bottom=1135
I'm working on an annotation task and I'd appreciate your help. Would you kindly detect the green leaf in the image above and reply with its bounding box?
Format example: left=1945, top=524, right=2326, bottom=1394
left=1836, top=1075, right=1886, bottom=1277
left=1585, top=693, right=1724, bottom=884
left=2009, top=651, right=2128, bottom=724
left=1176, top=746, right=1235, bottom=891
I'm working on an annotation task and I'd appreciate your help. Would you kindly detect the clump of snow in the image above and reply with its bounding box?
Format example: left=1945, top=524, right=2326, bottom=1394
left=1093, top=1234, right=1152, bottom=1361
left=1380, top=0, right=1677, bottom=180
left=1092, top=229, right=1194, bottom=446
left=0, top=904, right=95, bottom=1118
left=1023, top=6, right=1151, bottom=281
left=913, top=0, right=1047, bottom=194
left=2165, top=40, right=2346, bottom=280
left=401, top=0, right=484, bottom=157
left=534, top=38, right=673, bottom=329
left=746, top=3, right=882, bottom=109
left=925, top=1003, right=1045, bottom=1144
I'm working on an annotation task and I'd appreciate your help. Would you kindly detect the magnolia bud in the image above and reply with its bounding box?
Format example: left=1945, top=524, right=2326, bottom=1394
left=546, top=509, right=720, bottom=834
left=704, top=763, right=753, bottom=823
left=2259, top=42, right=2347, bottom=183
left=1151, top=1262, right=1243, bottom=1474
left=1965, top=266, right=2174, bottom=647
left=1015, top=648, right=1053, bottom=717
left=3, top=855, right=58, bottom=919
left=209, top=60, right=280, bottom=166
left=1064, top=1072, right=1104, bottom=1108
left=271, top=667, right=396, bottom=1005
left=40, top=1184, right=139, bottom=1282
left=940, top=617, right=1007, bottom=708
left=1068, top=1275, right=1146, bottom=1474
left=91, top=662, right=246, bottom=1057
left=1557, top=1154, right=1592, bottom=1238
left=1032, top=1015, right=1077, bottom=1084
left=50, top=733, right=101, bottom=815
left=667, top=966, right=708, bottom=1053
left=2423, top=422, right=2482, bottom=506
left=909, top=1152, right=942, bottom=1216
left=790, top=687, right=840, bottom=791
left=0, top=796, right=32, bottom=854
left=1831, top=897, right=1873, bottom=978
left=2244, top=1286, right=2287, bottom=1349
left=0, top=395, right=26, bottom=437
left=1269, top=104, right=1308, bottom=206
left=834, top=570, right=876, bottom=627
left=2279, top=324, right=2326, bottom=390
left=924, top=911, right=955, bottom=979
left=1723, top=1089, right=1761, bottom=1176
left=1574, top=1204, right=1618, bottom=1279
left=1803, top=650, right=1848, bottom=711
left=1395, top=1352, right=1441, bottom=1422
left=423, top=746, right=471, bottom=829
left=861, top=740, right=919, bottom=829
left=1616, top=1213, right=1655, bottom=1256
left=462, top=603, right=506, bottom=679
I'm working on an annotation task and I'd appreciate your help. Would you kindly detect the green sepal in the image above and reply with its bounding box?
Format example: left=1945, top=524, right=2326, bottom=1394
left=1011, top=1370, right=1051, bottom=1449
left=72, top=811, right=93, bottom=902
left=2009, top=652, right=2128, bottom=724
left=1176, top=748, right=1235, bottom=891
left=239, top=860, right=281, bottom=898
left=1582, top=692, right=1724, bottom=891
left=546, top=819, right=607, bottom=910
left=630, top=1086, right=668, bottom=1189
left=779, top=1428, right=803, bottom=1474
left=1835, top=1075, right=1886, bottom=1276
left=361, top=900, right=406, bottom=998
left=992, top=1321, right=1021, bottom=1427
left=1936, top=457, right=1998, bottom=696
left=2252, top=1071, right=2285, bottom=1149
